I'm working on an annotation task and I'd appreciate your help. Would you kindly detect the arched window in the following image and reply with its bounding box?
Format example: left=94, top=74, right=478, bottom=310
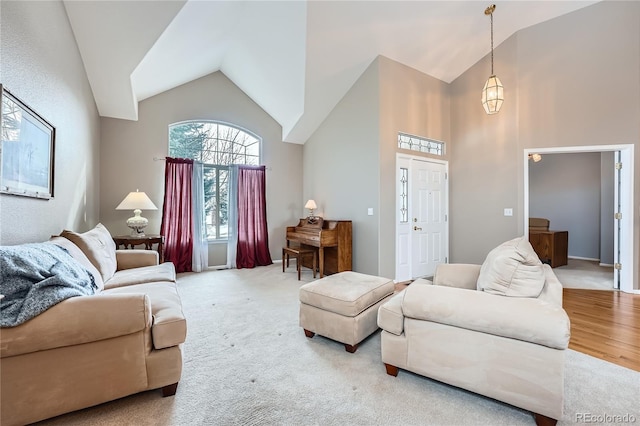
left=169, top=121, right=261, bottom=240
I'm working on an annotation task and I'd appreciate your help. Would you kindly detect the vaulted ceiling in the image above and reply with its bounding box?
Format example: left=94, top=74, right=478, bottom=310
left=63, top=1, right=598, bottom=144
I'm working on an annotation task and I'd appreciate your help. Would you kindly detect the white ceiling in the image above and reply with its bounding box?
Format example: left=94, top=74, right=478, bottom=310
left=63, top=0, right=598, bottom=144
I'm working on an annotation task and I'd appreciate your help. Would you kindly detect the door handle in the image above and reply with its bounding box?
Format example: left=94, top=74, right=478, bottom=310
left=414, top=226, right=422, bottom=231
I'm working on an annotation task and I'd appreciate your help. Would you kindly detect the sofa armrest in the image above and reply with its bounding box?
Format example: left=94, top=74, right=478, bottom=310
left=538, top=264, right=564, bottom=307
left=433, top=264, right=481, bottom=289
left=402, top=284, right=570, bottom=349
left=116, top=249, right=159, bottom=271
left=378, top=289, right=406, bottom=335
left=1, top=294, right=152, bottom=358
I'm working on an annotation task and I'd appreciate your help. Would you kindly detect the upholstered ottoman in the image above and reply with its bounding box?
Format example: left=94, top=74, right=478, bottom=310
left=299, top=271, right=395, bottom=353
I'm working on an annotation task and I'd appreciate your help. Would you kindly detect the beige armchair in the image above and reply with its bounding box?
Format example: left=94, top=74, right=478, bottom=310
left=378, top=237, right=570, bottom=426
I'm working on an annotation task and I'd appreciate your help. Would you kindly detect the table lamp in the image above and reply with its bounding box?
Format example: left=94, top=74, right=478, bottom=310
left=116, top=189, right=158, bottom=236
left=305, top=199, right=317, bottom=217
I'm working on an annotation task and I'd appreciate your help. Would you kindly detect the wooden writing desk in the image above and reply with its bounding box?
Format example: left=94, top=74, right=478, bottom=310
left=286, top=219, right=352, bottom=277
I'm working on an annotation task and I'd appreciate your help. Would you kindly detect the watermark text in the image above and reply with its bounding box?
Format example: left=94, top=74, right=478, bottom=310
left=576, top=413, right=637, bottom=423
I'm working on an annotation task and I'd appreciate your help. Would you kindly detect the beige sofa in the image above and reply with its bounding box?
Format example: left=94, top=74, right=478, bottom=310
left=0, top=224, right=187, bottom=426
left=378, top=237, right=570, bottom=425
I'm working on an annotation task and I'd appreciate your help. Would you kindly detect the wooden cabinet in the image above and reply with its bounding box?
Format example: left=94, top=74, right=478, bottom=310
left=529, top=231, right=568, bottom=268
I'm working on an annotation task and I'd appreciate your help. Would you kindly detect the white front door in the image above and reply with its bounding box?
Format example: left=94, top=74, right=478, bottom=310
left=395, top=154, right=449, bottom=282
left=411, top=159, right=447, bottom=279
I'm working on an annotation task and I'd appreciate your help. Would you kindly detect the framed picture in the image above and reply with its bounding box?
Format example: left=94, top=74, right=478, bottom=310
left=0, top=84, right=55, bottom=199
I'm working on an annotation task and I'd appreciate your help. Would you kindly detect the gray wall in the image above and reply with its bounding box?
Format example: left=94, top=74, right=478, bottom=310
left=303, top=59, right=381, bottom=275
left=529, top=152, right=603, bottom=260
left=303, top=56, right=451, bottom=277
left=5, top=1, right=638, bottom=288
left=450, top=34, right=520, bottom=264
left=450, top=1, right=640, bottom=288
left=0, top=0, right=101, bottom=245
left=100, top=72, right=303, bottom=266
left=378, top=57, right=450, bottom=278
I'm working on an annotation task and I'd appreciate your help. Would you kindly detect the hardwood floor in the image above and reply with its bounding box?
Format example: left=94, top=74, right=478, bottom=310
left=393, top=283, right=640, bottom=372
left=563, top=288, right=640, bottom=372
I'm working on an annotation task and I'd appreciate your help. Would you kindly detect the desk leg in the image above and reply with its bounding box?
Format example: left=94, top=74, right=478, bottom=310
left=158, top=243, right=164, bottom=263
left=319, top=248, right=325, bottom=278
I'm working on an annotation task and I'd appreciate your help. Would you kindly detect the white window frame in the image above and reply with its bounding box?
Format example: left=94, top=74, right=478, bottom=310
left=168, top=120, right=262, bottom=241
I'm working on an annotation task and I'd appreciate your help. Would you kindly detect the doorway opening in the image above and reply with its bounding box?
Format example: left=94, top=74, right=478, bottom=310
left=524, top=145, right=634, bottom=293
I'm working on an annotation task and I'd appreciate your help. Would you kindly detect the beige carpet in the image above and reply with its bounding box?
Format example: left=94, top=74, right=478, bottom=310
left=553, top=259, right=615, bottom=290
left=37, top=264, right=638, bottom=425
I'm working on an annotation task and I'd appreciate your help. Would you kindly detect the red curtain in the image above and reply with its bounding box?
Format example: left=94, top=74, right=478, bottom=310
left=161, top=157, right=194, bottom=273
left=236, top=165, right=273, bottom=268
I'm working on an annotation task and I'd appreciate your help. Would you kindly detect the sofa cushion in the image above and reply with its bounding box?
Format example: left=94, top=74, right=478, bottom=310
left=104, top=262, right=176, bottom=290
left=477, top=236, right=545, bottom=298
left=61, top=224, right=117, bottom=283
left=49, top=236, right=104, bottom=291
left=402, top=284, right=570, bottom=349
left=104, top=281, right=186, bottom=350
left=0, top=293, right=151, bottom=358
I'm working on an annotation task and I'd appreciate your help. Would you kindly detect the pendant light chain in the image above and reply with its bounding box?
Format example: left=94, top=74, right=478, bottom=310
left=490, top=11, right=494, bottom=75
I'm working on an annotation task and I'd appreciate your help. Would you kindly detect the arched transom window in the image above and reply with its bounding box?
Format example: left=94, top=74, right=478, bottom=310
left=168, top=121, right=261, bottom=240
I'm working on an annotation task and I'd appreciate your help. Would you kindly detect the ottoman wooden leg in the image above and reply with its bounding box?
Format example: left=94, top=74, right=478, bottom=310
left=345, top=343, right=358, bottom=353
left=304, top=329, right=315, bottom=338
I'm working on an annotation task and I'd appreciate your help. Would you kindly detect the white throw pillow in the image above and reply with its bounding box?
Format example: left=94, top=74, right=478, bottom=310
left=477, top=236, right=545, bottom=298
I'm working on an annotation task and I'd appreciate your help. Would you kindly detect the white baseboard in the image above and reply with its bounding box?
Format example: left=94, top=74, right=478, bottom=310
left=207, top=260, right=284, bottom=270
left=567, top=256, right=600, bottom=262
left=207, top=265, right=228, bottom=270
left=599, top=262, right=614, bottom=267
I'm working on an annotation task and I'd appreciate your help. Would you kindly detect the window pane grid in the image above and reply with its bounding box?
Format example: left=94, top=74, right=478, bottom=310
left=400, top=167, right=408, bottom=223
left=398, top=132, right=444, bottom=156
left=169, top=121, right=260, bottom=240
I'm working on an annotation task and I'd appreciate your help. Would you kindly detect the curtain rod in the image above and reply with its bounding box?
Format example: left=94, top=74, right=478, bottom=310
left=153, top=157, right=271, bottom=170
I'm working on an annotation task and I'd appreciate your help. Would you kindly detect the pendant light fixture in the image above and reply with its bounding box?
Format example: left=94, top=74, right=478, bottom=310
left=481, top=4, right=504, bottom=115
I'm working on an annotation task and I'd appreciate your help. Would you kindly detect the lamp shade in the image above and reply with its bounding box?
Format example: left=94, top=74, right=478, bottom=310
left=304, top=199, right=317, bottom=210
left=481, top=75, right=504, bottom=115
left=116, top=190, right=157, bottom=211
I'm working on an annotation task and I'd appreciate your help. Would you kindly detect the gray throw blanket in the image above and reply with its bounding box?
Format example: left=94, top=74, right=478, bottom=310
left=0, top=243, right=98, bottom=327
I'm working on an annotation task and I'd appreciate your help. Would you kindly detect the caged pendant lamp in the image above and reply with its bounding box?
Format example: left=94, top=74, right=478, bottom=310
left=481, top=4, right=504, bottom=115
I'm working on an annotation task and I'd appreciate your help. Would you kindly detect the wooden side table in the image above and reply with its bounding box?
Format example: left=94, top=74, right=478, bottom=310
left=529, top=230, right=568, bottom=268
left=113, top=235, right=164, bottom=263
